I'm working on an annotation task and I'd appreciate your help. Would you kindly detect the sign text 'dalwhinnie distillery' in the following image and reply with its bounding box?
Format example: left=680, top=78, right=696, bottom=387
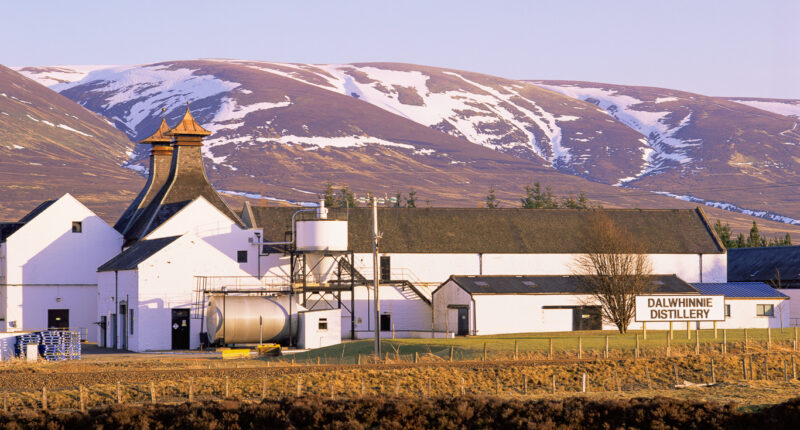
left=634, top=295, right=724, bottom=322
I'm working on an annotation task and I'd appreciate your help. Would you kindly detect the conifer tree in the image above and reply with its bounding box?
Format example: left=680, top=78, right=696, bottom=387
left=784, top=233, right=792, bottom=246
left=485, top=186, right=499, bottom=208
left=393, top=192, right=403, bottom=208
left=406, top=190, right=417, bottom=208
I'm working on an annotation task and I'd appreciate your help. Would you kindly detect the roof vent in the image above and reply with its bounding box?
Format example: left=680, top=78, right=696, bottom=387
left=474, top=281, right=489, bottom=286
left=522, top=281, right=537, bottom=286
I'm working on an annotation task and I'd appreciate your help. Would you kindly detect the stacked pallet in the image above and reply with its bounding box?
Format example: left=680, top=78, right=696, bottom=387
left=13, top=331, right=82, bottom=361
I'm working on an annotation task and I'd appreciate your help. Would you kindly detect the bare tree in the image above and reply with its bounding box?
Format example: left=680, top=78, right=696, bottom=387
left=768, top=268, right=785, bottom=332
left=573, top=213, right=654, bottom=333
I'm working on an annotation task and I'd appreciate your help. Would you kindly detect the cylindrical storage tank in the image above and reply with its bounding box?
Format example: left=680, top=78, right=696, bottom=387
left=295, top=220, right=348, bottom=251
left=206, top=295, right=305, bottom=344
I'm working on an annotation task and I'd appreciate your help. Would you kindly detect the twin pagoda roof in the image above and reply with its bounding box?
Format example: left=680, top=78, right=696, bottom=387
left=115, top=107, right=242, bottom=244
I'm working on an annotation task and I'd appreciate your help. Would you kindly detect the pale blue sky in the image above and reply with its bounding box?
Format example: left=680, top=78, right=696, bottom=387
left=3, top=0, right=799, bottom=98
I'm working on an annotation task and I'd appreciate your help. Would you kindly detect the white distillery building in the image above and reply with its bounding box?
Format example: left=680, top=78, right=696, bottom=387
left=7, top=106, right=793, bottom=353
left=0, top=194, right=122, bottom=341
left=692, top=283, right=790, bottom=329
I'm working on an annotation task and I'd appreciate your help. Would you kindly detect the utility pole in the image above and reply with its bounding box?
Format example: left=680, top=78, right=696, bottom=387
left=372, top=197, right=381, bottom=357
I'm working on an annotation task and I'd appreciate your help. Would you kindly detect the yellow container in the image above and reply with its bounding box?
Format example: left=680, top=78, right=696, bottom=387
left=221, top=349, right=251, bottom=360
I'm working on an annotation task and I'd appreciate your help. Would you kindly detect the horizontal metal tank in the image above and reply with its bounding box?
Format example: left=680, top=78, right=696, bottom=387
left=295, top=220, right=348, bottom=251
left=206, top=295, right=305, bottom=344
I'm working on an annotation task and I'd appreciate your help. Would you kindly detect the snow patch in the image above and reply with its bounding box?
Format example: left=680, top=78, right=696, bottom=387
left=729, top=99, right=800, bottom=118
left=655, top=97, right=678, bottom=104
left=57, top=124, right=93, bottom=137
left=219, top=190, right=317, bottom=207
left=653, top=191, right=800, bottom=225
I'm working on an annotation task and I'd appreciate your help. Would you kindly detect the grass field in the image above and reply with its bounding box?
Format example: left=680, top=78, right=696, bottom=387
left=278, top=327, right=800, bottom=364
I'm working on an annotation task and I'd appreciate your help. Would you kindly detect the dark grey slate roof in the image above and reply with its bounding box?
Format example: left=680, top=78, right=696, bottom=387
left=692, top=282, right=788, bottom=299
left=97, top=236, right=180, bottom=272
left=249, top=207, right=724, bottom=254
left=728, top=246, right=800, bottom=285
left=442, top=274, right=698, bottom=295
left=18, top=200, right=55, bottom=223
left=0, top=223, right=25, bottom=243
left=1, top=200, right=57, bottom=243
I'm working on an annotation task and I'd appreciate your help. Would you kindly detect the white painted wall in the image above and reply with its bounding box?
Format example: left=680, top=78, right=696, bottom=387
left=298, top=308, right=341, bottom=349
left=98, top=233, right=254, bottom=352
left=1, top=194, right=122, bottom=340
left=145, top=197, right=261, bottom=276
left=303, top=284, right=432, bottom=338
left=698, top=298, right=790, bottom=329
left=778, top=290, right=800, bottom=327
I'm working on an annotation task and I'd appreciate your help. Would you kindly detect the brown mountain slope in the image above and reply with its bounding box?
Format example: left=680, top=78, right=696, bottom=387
left=0, top=65, right=142, bottom=220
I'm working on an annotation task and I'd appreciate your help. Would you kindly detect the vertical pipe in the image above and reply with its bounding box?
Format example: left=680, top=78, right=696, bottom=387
left=372, top=198, right=380, bottom=357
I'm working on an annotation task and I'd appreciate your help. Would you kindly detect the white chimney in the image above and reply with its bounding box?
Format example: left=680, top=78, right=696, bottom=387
left=317, top=199, right=328, bottom=219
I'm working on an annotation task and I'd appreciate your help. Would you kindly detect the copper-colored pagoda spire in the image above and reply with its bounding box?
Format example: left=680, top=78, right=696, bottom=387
left=167, top=105, right=211, bottom=139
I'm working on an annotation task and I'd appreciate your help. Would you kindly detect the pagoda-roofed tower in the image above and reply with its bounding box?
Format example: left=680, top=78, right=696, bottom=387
left=114, top=118, right=174, bottom=235
left=124, top=106, right=243, bottom=243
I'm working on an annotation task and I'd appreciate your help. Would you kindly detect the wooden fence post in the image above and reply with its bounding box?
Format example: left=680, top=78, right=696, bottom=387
left=673, top=363, right=679, bottom=385
left=695, top=330, right=700, bottom=355
left=514, top=340, right=518, bottom=360
left=483, top=343, right=487, bottom=361
left=225, top=376, right=230, bottom=398
left=686, top=321, right=691, bottom=340
left=723, top=329, right=727, bottom=355
left=41, top=387, right=47, bottom=411
left=449, top=346, right=454, bottom=362
left=749, top=355, right=755, bottom=380
left=745, top=328, right=749, bottom=351
left=714, top=321, right=718, bottom=339
left=578, top=336, right=583, bottom=359
left=604, top=335, right=609, bottom=359
left=666, top=331, right=671, bottom=357
left=669, top=321, right=674, bottom=339
left=710, top=358, right=716, bottom=384
left=414, top=352, right=419, bottom=364
left=643, top=322, right=647, bottom=340
left=296, top=377, right=302, bottom=397
left=523, top=375, right=528, bottom=395
left=116, top=381, right=122, bottom=404
left=495, top=375, right=500, bottom=395
left=150, top=381, right=156, bottom=404
left=764, top=355, right=769, bottom=381
left=793, top=356, right=797, bottom=379
left=331, top=380, right=336, bottom=399
left=784, top=359, right=789, bottom=381
left=392, top=379, right=399, bottom=397
left=767, top=328, right=772, bottom=351
left=551, top=374, right=556, bottom=394
left=795, top=327, right=798, bottom=352
left=79, top=386, right=85, bottom=412
left=635, top=334, right=640, bottom=359
left=549, top=338, right=554, bottom=359
left=189, top=379, right=194, bottom=402
left=262, top=375, right=267, bottom=400
left=460, top=377, right=465, bottom=396
left=742, top=356, right=747, bottom=380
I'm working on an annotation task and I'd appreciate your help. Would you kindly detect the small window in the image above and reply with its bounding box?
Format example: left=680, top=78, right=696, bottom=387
left=318, top=318, right=328, bottom=331
left=237, top=250, right=248, bottom=263
left=71, top=222, right=82, bottom=233
left=724, top=304, right=731, bottom=317
left=757, top=304, right=774, bottom=317
left=130, top=309, right=134, bottom=335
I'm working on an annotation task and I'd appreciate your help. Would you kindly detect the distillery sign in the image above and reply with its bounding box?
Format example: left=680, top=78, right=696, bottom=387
left=635, top=295, right=725, bottom=322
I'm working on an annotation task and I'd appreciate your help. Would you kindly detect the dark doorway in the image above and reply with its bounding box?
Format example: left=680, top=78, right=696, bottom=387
left=119, top=303, right=128, bottom=350
left=380, top=314, right=391, bottom=331
left=99, top=316, right=107, bottom=348
left=110, top=313, right=117, bottom=348
left=572, top=306, right=602, bottom=331
left=171, top=308, right=191, bottom=349
left=457, top=308, right=469, bottom=336
left=48, top=309, right=69, bottom=329
left=380, top=256, right=391, bottom=281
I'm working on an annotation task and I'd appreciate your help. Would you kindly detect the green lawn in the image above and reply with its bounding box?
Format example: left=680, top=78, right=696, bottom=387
left=270, top=327, right=800, bottom=365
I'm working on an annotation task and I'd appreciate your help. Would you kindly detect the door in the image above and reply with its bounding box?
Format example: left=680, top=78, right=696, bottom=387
left=380, top=314, right=391, bottom=332
left=457, top=307, right=469, bottom=336
left=171, top=308, right=191, bottom=350
left=572, top=306, right=602, bottom=331
left=47, top=309, right=69, bottom=329
left=380, top=256, right=391, bottom=281
left=110, top=314, right=117, bottom=348
left=99, top=316, right=107, bottom=348
left=119, top=303, right=128, bottom=350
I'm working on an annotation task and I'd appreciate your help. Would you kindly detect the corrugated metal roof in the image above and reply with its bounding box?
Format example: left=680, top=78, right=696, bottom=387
left=692, top=282, right=788, bottom=298
left=445, top=274, right=698, bottom=295
left=728, top=246, right=800, bottom=283
left=97, top=236, right=180, bottom=272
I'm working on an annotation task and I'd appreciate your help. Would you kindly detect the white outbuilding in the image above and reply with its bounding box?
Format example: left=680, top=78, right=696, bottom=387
left=692, top=282, right=790, bottom=329
left=0, top=194, right=122, bottom=341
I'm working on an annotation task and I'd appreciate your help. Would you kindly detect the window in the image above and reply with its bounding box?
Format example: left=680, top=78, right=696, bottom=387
left=237, top=250, right=248, bottom=263
left=757, top=304, right=774, bottom=317
left=380, top=256, right=391, bottom=281
left=130, top=309, right=134, bottom=335
left=318, top=318, right=328, bottom=331
left=724, top=304, right=731, bottom=317
left=71, top=222, right=82, bottom=233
